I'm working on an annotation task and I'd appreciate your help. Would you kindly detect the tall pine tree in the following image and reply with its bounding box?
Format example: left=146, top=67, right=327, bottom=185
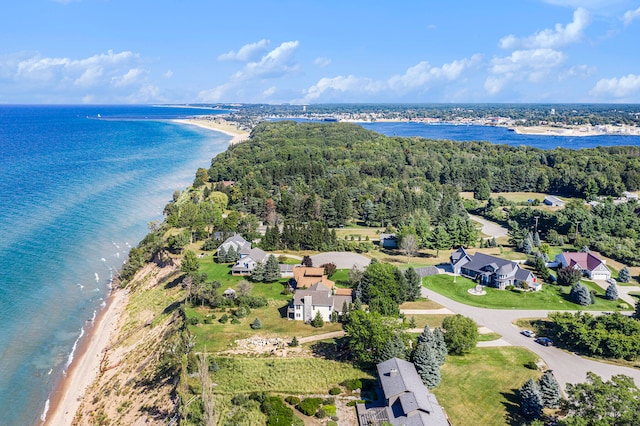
left=432, top=328, right=448, bottom=366
left=520, top=378, right=543, bottom=419
left=263, top=255, right=281, bottom=282
left=412, top=343, right=440, bottom=389
left=404, top=267, right=422, bottom=301
left=538, top=370, right=562, bottom=409
left=379, top=334, right=407, bottom=361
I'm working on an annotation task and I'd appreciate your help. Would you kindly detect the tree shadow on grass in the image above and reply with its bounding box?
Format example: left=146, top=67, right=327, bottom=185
left=162, top=300, right=183, bottom=315
left=277, top=302, right=290, bottom=319
left=501, top=389, right=527, bottom=425
left=164, top=275, right=183, bottom=289
left=311, top=336, right=350, bottom=361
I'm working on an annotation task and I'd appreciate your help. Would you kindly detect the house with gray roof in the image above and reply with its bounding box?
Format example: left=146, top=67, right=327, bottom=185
left=357, top=357, right=449, bottom=426
left=450, top=247, right=539, bottom=290
left=288, top=282, right=351, bottom=322
left=217, top=234, right=251, bottom=258
left=230, top=247, right=268, bottom=275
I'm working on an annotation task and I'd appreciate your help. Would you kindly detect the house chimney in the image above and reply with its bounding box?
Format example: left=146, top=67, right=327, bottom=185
left=389, top=368, right=398, bottom=376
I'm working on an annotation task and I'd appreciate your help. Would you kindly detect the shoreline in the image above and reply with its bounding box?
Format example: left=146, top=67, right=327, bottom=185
left=173, top=117, right=250, bottom=144
left=43, top=287, right=128, bottom=426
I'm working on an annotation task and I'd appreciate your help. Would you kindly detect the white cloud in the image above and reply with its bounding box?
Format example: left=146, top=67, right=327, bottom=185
left=111, top=68, right=147, bottom=87
left=299, top=55, right=480, bottom=103
left=217, top=39, right=270, bottom=62
left=164, top=70, right=174, bottom=79
left=623, top=7, right=640, bottom=26
left=263, top=86, right=277, bottom=97
left=388, top=55, right=481, bottom=89
left=541, top=0, right=622, bottom=8
left=590, top=74, right=640, bottom=97
left=499, top=8, right=589, bottom=49
left=486, top=49, right=566, bottom=94
left=313, top=57, right=331, bottom=67
left=199, top=41, right=300, bottom=102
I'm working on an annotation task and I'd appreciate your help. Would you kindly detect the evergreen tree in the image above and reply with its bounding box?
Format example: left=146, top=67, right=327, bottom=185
left=618, top=266, right=631, bottom=283
left=412, top=343, right=440, bottom=389
left=379, top=334, right=407, bottom=361
left=523, top=236, right=534, bottom=255
left=227, top=245, right=238, bottom=263
left=520, top=378, right=543, bottom=420
left=290, top=336, right=299, bottom=347
left=250, top=317, right=262, bottom=329
left=301, top=255, right=313, bottom=267
left=605, top=282, right=619, bottom=301
left=217, top=246, right=228, bottom=263
left=404, top=267, right=422, bottom=301
left=311, top=310, right=324, bottom=328
left=417, top=324, right=434, bottom=346
left=262, top=226, right=280, bottom=250
left=432, top=328, right=448, bottom=366
left=430, top=226, right=451, bottom=257
left=570, top=282, right=591, bottom=306
left=533, top=231, right=541, bottom=247
left=635, top=301, right=640, bottom=320
left=395, top=268, right=409, bottom=303
left=474, top=178, right=491, bottom=201
left=538, top=370, right=562, bottom=409
left=490, top=236, right=497, bottom=248
left=181, top=250, right=200, bottom=276
left=264, top=254, right=281, bottom=282
left=251, top=261, right=265, bottom=282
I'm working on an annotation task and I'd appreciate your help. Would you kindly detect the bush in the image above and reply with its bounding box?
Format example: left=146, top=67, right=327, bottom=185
left=324, top=405, right=337, bottom=416
left=290, top=336, right=299, bottom=347
left=231, top=394, right=249, bottom=406
left=188, top=316, right=199, bottom=325
left=328, top=421, right=338, bottom=426
left=231, top=318, right=241, bottom=324
left=250, top=317, right=262, bottom=329
left=346, top=400, right=365, bottom=407
left=329, top=387, right=341, bottom=395
left=315, top=408, right=327, bottom=418
left=341, top=378, right=362, bottom=391
left=296, top=398, right=323, bottom=416
left=235, top=306, right=249, bottom=318
left=261, top=396, right=295, bottom=426
left=323, top=398, right=335, bottom=405
left=284, top=396, right=300, bottom=405
left=219, top=313, right=229, bottom=323
left=525, top=361, right=538, bottom=370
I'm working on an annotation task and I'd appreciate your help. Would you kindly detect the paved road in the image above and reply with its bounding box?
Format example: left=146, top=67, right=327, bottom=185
left=468, top=214, right=509, bottom=239
left=310, top=252, right=371, bottom=269
left=420, top=286, right=640, bottom=389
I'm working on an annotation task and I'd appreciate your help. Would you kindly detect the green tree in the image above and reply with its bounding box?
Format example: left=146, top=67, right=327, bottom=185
left=432, top=328, right=448, bottom=366
left=417, top=324, right=434, bottom=346
left=570, top=282, right=591, bottom=306
left=250, top=317, right=262, bottom=329
left=619, top=266, right=632, bottom=283
left=560, top=373, right=640, bottom=425
left=430, top=226, right=451, bottom=257
left=379, top=333, right=407, bottom=361
left=311, top=310, right=324, bottom=328
left=227, top=245, right=238, bottom=263
left=262, top=226, right=280, bottom=250
left=251, top=261, right=265, bottom=282
left=264, top=255, right=281, bottom=282
left=538, top=370, right=562, bottom=409
left=605, top=282, right=619, bottom=301
left=474, top=178, right=491, bottom=201
left=520, top=378, right=543, bottom=420
left=412, top=343, right=440, bottom=389
left=181, top=250, right=200, bottom=276
left=400, top=233, right=419, bottom=258
left=216, top=246, right=228, bottom=263
left=557, top=266, right=582, bottom=286
left=301, top=255, right=313, bottom=267
left=193, top=167, right=209, bottom=188
left=442, top=314, right=478, bottom=355
left=404, top=267, right=422, bottom=302
left=344, top=310, right=402, bottom=367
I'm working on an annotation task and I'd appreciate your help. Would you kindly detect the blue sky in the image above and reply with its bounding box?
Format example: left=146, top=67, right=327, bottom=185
left=2, top=0, right=640, bottom=104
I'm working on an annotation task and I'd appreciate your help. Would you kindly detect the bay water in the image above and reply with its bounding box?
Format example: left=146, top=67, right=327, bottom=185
left=0, top=105, right=230, bottom=425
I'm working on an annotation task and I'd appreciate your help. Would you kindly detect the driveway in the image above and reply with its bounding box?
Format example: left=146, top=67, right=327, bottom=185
left=310, top=252, right=371, bottom=269
left=468, top=214, right=508, bottom=239
left=420, top=286, right=640, bottom=389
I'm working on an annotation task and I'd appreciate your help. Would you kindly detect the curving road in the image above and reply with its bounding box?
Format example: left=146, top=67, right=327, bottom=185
left=468, top=214, right=509, bottom=239
left=420, top=286, right=640, bottom=389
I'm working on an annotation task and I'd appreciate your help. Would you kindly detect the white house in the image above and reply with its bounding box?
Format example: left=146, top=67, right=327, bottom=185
left=288, top=282, right=351, bottom=322
left=555, top=251, right=611, bottom=281
left=230, top=247, right=268, bottom=275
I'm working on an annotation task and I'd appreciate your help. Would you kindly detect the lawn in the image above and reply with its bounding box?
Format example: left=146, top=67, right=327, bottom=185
left=400, top=299, right=444, bottom=310
left=433, top=347, right=541, bottom=426
left=208, top=357, right=372, bottom=395
left=424, top=274, right=629, bottom=311
left=405, top=314, right=453, bottom=329
left=199, top=258, right=244, bottom=287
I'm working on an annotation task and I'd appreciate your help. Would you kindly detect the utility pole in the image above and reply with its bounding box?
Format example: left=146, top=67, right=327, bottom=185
left=533, top=215, right=540, bottom=234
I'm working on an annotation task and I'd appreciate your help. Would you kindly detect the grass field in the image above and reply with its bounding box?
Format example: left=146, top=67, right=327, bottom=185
left=208, top=357, right=372, bottom=395
left=434, top=347, right=541, bottom=426
left=405, top=314, right=453, bottom=329
left=400, top=299, right=444, bottom=310
left=424, top=274, right=628, bottom=311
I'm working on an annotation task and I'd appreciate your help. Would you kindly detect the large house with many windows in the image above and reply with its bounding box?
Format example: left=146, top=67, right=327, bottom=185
left=450, top=247, right=538, bottom=290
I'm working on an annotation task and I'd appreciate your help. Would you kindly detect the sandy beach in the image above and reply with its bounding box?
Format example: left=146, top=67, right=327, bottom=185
left=173, top=117, right=250, bottom=144
left=44, top=288, right=128, bottom=426
left=512, top=124, right=640, bottom=137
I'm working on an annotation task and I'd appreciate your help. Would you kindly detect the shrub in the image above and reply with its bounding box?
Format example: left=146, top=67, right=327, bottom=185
left=231, top=394, right=249, bottom=406
left=188, top=316, right=199, bottom=325
left=250, top=317, right=262, bottom=329
left=341, top=378, right=362, bottom=391
left=261, top=396, right=295, bottom=426
left=329, top=387, right=341, bottom=395
left=311, top=311, right=325, bottom=328
left=231, top=318, right=241, bottom=324
left=328, top=421, right=338, bottom=426
left=296, top=398, right=323, bottom=416
left=284, top=396, right=300, bottom=405
left=315, top=408, right=327, bottom=418
left=324, top=405, right=337, bottom=416
left=219, top=313, right=229, bottom=323
left=290, top=336, right=299, bottom=347
left=524, top=361, right=538, bottom=370
left=323, top=397, right=335, bottom=405
left=235, top=306, right=249, bottom=318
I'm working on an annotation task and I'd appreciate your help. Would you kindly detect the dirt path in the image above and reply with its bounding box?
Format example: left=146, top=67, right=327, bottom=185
left=468, top=214, right=509, bottom=239
left=298, top=331, right=345, bottom=344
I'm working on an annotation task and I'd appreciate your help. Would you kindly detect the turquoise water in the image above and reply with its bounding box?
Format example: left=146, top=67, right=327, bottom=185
left=0, top=105, right=230, bottom=425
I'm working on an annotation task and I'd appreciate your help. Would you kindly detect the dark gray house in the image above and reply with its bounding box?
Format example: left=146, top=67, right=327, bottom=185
left=450, top=247, right=538, bottom=290
left=357, top=357, right=449, bottom=426
left=379, top=233, right=398, bottom=249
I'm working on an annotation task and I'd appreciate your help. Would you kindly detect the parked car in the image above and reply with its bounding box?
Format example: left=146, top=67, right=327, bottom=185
left=535, top=337, right=552, bottom=347
left=521, top=330, right=535, bottom=338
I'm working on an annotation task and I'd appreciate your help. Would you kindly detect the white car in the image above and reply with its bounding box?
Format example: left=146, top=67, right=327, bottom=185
left=521, top=330, right=535, bottom=338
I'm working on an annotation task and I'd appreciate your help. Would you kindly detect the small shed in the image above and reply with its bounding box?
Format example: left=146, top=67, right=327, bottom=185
left=223, top=288, right=236, bottom=299
left=379, top=233, right=398, bottom=249
left=543, top=195, right=565, bottom=207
